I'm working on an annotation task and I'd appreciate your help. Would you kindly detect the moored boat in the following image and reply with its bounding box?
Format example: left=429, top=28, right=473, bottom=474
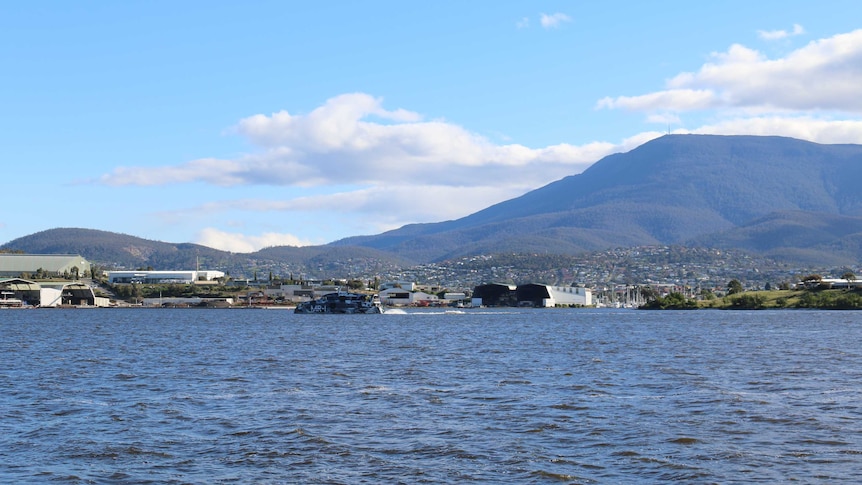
left=0, top=291, right=23, bottom=308
left=294, top=291, right=385, bottom=314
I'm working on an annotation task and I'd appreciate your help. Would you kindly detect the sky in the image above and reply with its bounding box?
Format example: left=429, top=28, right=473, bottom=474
left=3, top=1, right=862, bottom=252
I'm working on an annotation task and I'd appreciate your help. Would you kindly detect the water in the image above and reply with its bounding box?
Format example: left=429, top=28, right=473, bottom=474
left=2, top=308, right=862, bottom=483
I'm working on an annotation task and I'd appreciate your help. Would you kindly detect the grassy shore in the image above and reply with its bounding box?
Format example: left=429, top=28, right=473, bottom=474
left=698, top=290, right=802, bottom=309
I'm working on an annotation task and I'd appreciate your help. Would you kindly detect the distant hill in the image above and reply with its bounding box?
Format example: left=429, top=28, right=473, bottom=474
left=0, top=228, right=412, bottom=278
left=333, top=135, right=862, bottom=265
left=1, top=228, right=236, bottom=270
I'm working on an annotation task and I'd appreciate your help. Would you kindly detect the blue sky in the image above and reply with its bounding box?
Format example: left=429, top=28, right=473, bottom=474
left=3, top=1, right=862, bottom=252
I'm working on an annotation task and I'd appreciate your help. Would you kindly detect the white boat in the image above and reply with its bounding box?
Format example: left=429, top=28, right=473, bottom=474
left=0, top=291, right=23, bottom=308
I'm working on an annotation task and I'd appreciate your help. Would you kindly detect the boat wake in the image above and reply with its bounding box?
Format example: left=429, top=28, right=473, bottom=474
left=385, top=309, right=524, bottom=315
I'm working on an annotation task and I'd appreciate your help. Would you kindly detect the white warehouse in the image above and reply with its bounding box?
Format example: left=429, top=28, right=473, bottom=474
left=516, top=284, right=592, bottom=307
left=107, top=270, right=225, bottom=284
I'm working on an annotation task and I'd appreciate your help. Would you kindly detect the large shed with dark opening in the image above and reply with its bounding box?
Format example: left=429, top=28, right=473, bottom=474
left=0, top=278, right=40, bottom=306
left=472, top=283, right=517, bottom=307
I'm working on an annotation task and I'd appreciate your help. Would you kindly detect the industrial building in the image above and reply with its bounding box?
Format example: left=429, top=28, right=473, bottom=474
left=471, top=283, right=518, bottom=307
left=378, top=287, right=439, bottom=306
left=0, top=254, right=92, bottom=278
left=516, top=284, right=592, bottom=307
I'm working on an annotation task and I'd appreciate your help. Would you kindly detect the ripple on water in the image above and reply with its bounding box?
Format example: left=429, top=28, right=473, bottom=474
left=2, top=309, right=862, bottom=483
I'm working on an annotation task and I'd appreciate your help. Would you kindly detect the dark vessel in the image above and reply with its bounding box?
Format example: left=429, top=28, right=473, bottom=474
left=294, top=291, right=385, bottom=314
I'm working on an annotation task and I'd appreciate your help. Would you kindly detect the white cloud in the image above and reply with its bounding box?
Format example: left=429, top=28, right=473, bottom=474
left=685, top=115, right=862, bottom=144
left=618, top=131, right=665, bottom=151
left=100, top=93, right=610, bottom=190
left=646, top=112, right=682, bottom=125
left=101, top=157, right=249, bottom=187
left=195, top=227, right=312, bottom=253
left=758, top=23, right=805, bottom=41
left=613, top=115, right=862, bottom=147
left=596, top=89, right=717, bottom=111
left=600, top=116, right=862, bottom=147
left=598, top=29, right=862, bottom=114
left=518, top=12, right=571, bottom=30
left=540, top=12, right=571, bottom=29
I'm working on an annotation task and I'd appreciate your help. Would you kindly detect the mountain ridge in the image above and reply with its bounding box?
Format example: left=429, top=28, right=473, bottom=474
left=332, top=134, right=862, bottom=264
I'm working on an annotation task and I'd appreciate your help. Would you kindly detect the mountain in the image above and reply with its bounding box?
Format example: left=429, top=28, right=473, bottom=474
left=5, top=135, right=862, bottom=273
left=332, top=134, right=862, bottom=264
left=690, top=211, right=862, bottom=266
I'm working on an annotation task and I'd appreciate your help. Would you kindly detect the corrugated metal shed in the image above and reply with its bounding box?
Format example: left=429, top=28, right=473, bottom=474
left=0, top=254, right=91, bottom=277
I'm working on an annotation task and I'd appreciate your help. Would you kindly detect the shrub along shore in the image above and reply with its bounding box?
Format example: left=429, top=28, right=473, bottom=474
left=642, top=289, right=862, bottom=310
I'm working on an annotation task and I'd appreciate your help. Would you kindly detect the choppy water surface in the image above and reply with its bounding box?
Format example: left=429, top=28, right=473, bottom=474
left=2, top=308, right=862, bottom=483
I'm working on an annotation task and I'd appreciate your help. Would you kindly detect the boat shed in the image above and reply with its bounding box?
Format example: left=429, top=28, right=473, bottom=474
left=472, top=283, right=518, bottom=307
left=0, top=278, right=98, bottom=307
left=0, top=254, right=92, bottom=278
left=0, top=278, right=41, bottom=306
left=39, top=282, right=97, bottom=307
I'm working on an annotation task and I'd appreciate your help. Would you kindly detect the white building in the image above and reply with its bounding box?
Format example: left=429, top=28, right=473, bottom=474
left=819, top=278, right=862, bottom=289
left=378, top=288, right=439, bottom=306
left=516, top=284, right=592, bottom=307
left=443, top=292, right=468, bottom=304
left=546, top=285, right=592, bottom=307
left=380, top=281, right=416, bottom=291
left=379, top=287, right=412, bottom=305
left=107, top=270, right=225, bottom=284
